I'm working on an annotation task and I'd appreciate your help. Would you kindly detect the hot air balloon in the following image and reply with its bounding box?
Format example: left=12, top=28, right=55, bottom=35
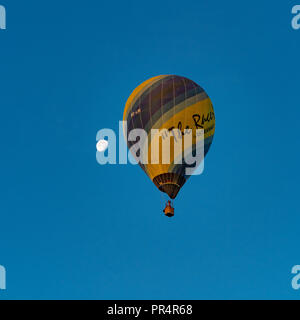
left=123, top=75, right=215, bottom=217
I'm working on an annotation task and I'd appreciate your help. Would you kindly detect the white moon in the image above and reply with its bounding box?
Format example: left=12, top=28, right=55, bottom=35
left=96, top=139, right=108, bottom=152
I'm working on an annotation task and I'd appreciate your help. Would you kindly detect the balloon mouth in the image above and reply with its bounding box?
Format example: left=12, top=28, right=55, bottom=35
left=159, top=184, right=180, bottom=199
left=153, top=173, right=186, bottom=199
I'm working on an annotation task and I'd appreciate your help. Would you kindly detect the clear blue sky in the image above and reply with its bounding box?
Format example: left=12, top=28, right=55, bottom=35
left=0, top=0, right=300, bottom=299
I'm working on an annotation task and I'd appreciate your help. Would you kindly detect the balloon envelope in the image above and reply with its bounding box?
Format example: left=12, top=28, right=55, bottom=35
left=123, top=75, right=215, bottom=199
